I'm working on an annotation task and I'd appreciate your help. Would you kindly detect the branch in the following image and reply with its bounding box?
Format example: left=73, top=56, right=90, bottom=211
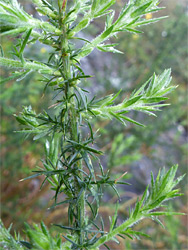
left=0, top=0, right=60, bottom=37
left=86, top=69, right=176, bottom=126
left=75, top=0, right=166, bottom=60
left=89, top=165, right=185, bottom=249
left=69, top=0, right=116, bottom=35
left=31, top=0, right=57, bottom=19
left=0, top=57, right=60, bottom=75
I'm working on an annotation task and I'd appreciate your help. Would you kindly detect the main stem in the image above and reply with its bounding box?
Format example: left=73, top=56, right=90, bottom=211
left=58, top=1, right=85, bottom=247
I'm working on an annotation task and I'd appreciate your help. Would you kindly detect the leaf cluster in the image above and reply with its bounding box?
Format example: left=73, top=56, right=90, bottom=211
left=74, top=0, right=166, bottom=59
left=21, top=222, right=63, bottom=250
left=0, top=0, right=59, bottom=37
left=86, top=69, right=175, bottom=126
left=89, top=165, right=185, bottom=249
left=0, top=220, right=24, bottom=250
left=15, top=106, right=62, bottom=140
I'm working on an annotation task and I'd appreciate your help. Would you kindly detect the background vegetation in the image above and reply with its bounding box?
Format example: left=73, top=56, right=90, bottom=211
left=1, top=0, right=187, bottom=249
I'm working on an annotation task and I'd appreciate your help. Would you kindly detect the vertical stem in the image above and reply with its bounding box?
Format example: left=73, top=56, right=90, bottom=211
left=58, top=1, right=85, bottom=247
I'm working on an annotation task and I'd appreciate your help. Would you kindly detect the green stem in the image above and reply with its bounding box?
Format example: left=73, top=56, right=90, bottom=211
left=0, top=57, right=60, bottom=75
left=89, top=214, right=144, bottom=249
left=58, top=1, right=85, bottom=247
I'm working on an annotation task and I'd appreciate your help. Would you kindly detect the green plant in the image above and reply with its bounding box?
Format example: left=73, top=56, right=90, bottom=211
left=0, top=0, right=185, bottom=249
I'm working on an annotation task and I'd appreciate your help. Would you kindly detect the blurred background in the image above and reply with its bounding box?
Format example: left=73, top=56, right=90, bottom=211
left=0, top=0, right=187, bottom=249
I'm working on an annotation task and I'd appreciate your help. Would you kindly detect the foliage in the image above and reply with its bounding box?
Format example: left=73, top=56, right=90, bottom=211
left=0, top=0, right=185, bottom=249
left=0, top=220, right=24, bottom=250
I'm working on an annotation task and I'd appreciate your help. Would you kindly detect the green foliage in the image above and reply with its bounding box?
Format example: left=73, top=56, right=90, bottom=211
left=22, top=222, right=63, bottom=250
left=0, top=0, right=185, bottom=249
left=89, top=165, right=185, bottom=248
left=0, top=220, right=64, bottom=250
left=0, top=0, right=59, bottom=37
left=74, top=0, right=166, bottom=59
left=0, top=220, right=24, bottom=250
left=86, top=69, right=175, bottom=126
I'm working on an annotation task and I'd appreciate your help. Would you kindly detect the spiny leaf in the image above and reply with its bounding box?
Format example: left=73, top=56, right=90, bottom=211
left=20, top=28, right=32, bottom=55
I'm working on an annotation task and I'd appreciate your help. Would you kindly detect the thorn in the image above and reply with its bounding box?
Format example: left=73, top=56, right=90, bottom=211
left=62, top=0, right=67, bottom=10
left=115, top=172, right=127, bottom=183
left=48, top=103, right=59, bottom=109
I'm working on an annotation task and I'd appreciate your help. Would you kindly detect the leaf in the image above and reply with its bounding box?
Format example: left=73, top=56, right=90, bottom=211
left=61, top=234, right=78, bottom=247
left=114, top=4, right=132, bottom=25
left=20, top=241, right=32, bottom=249
left=72, top=18, right=90, bottom=33
left=109, top=203, right=119, bottom=232
left=148, top=212, right=185, bottom=216
left=40, top=221, right=49, bottom=237
left=15, top=115, right=28, bottom=125
left=82, top=152, right=95, bottom=179
left=19, top=173, right=42, bottom=182
left=84, top=145, right=103, bottom=155
left=140, top=185, right=149, bottom=207
left=88, top=121, right=94, bottom=140
left=54, top=224, right=79, bottom=231
left=93, top=0, right=116, bottom=18
left=131, top=2, right=153, bottom=18
left=20, top=28, right=32, bottom=55
left=100, top=25, right=114, bottom=40
left=121, top=229, right=150, bottom=239
left=125, top=28, right=143, bottom=34
left=50, top=199, right=74, bottom=209
left=135, top=16, right=168, bottom=27
left=152, top=217, right=165, bottom=229
left=75, top=86, right=87, bottom=110
left=97, top=44, right=123, bottom=54
left=132, top=199, right=140, bottom=219
left=91, top=0, right=100, bottom=15
left=123, top=96, right=142, bottom=108
left=119, top=115, right=145, bottom=127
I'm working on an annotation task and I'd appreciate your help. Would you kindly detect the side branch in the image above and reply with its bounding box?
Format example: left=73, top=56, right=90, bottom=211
left=0, top=57, right=60, bottom=75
